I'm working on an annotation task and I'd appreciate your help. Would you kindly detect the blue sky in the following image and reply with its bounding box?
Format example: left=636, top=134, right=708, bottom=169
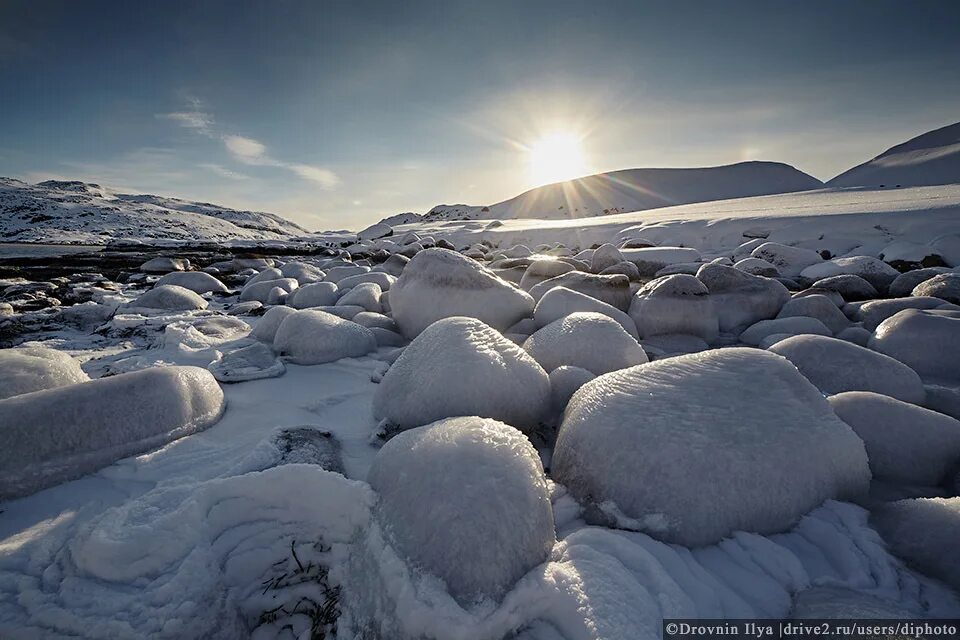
left=1, top=0, right=958, bottom=230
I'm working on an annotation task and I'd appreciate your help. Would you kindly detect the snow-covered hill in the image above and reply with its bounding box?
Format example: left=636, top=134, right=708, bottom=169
left=416, top=161, right=824, bottom=222
left=0, top=178, right=307, bottom=244
left=828, top=121, right=960, bottom=188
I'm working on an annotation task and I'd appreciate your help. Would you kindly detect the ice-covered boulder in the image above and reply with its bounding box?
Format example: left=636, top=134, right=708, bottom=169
left=358, top=221, right=393, bottom=242
left=639, top=333, right=709, bottom=359
left=273, top=310, right=377, bottom=365
left=809, top=274, right=878, bottom=301
left=829, top=391, right=960, bottom=486
left=251, top=305, right=298, bottom=343
left=836, top=326, right=872, bottom=346
left=353, top=311, right=398, bottom=332
left=733, top=257, right=779, bottom=277
left=870, top=309, right=960, bottom=382
left=522, top=312, right=647, bottom=375
left=775, top=294, right=849, bottom=334
left=858, top=296, right=959, bottom=331
left=599, top=260, right=641, bottom=280
left=695, top=263, right=790, bottom=334
left=872, top=497, right=960, bottom=591
left=912, top=272, right=960, bottom=304
left=243, top=267, right=284, bottom=286
left=0, top=366, right=225, bottom=500
left=799, top=256, right=899, bottom=292
left=888, top=267, right=951, bottom=297
left=590, top=244, right=624, bottom=273
left=279, top=261, right=326, bottom=284
left=336, top=271, right=396, bottom=291
left=324, top=264, right=370, bottom=283
left=154, top=271, right=229, bottom=294
left=628, top=274, right=718, bottom=342
left=931, top=234, right=960, bottom=267
left=769, top=334, right=925, bottom=403
left=127, top=284, right=208, bottom=311
left=533, top=286, right=638, bottom=339
left=390, top=248, right=534, bottom=337
left=549, top=365, right=596, bottom=417
left=367, top=417, right=554, bottom=605
left=239, top=278, right=298, bottom=303
left=336, top=282, right=382, bottom=313
left=528, top=271, right=632, bottom=311
left=518, top=259, right=576, bottom=291
left=620, top=247, right=702, bottom=276
left=553, top=348, right=869, bottom=546
left=0, top=347, right=89, bottom=400
left=288, top=281, right=339, bottom=309
left=139, top=256, right=189, bottom=273
left=739, top=316, right=832, bottom=346
left=372, top=317, right=549, bottom=433
left=750, top=242, right=822, bottom=277
left=208, top=342, right=285, bottom=382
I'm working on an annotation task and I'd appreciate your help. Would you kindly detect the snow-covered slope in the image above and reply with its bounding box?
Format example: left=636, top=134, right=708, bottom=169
left=417, top=161, right=824, bottom=222
left=828, top=122, right=960, bottom=188
left=0, top=178, right=307, bottom=244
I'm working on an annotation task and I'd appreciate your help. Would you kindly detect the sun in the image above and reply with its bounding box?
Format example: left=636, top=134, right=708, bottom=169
left=526, top=132, right=588, bottom=187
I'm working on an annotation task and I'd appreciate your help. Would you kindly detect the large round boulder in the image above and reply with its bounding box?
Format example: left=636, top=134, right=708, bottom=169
left=628, top=274, right=718, bottom=342
left=0, top=347, right=89, bottom=400
left=273, top=310, right=376, bottom=365
left=533, top=286, right=638, bottom=339
left=528, top=271, right=632, bottom=311
left=799, top=256, right=899, bottom=292
left=127, top=284, right=208, bottom=311
left=870, top=308, right=960, bottom=382
left=695, top=263, right=790, bottom=334
left=154, top=271, right=229, bottom=294
left=912, top=272, right=960, bottom=304
left=522, top=312, right=647, bottom=375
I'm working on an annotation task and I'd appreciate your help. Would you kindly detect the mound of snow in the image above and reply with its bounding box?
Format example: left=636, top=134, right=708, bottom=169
left=870, top=308, right=960, bottom=382
left=775, top=294, right=849, bottom=334
left=533, top=286, right=638, bottom=339
left=739, top=316, right=832, bottom=346
left=365, top=417, right=554, bottom=605
left=390, top=248, right=534, bottom=337
left=518, top=259, right=576, bottom=291
left=695, top=263, right=790, bottom=333
left=522, top=312, right=647, bottom=375
left=127, top=284, right=208, bottom=311
left=799, top=256, right=899, bottom=292
left=628, top=274, right=718, bottom=342
left=829, top=391, right=960, bottom=485
left=372, top=317, right=550, bottom=434
left=769, top=334, right=925, bottom=403
left=528, top=271, right=632, bottom=310
left=913, top=272, right=960, bottom=304
left=872, top=497, right=960, bottom=591
left=337, top=282, right=382, bottom=312
left=358, top=221, right=393, bottom=242
left=553, top=348, right=869, bottom=546
left=0, top=347, right=88, bottom=400
left=0, top=366, right=225, bottom=500
left=273, top=310, right=376, bottom=365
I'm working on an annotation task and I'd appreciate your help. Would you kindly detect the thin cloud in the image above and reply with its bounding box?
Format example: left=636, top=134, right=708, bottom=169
left=199, top=163, right=249, bottom=181
left=289, top=163, right=341, bottom=189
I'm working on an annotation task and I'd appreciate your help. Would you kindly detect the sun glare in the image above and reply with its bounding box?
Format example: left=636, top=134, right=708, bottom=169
left=526, top=132, right=588, bottom=187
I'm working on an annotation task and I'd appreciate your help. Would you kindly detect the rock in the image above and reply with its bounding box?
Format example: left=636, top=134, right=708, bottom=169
left=226, top=301, right=262, bottom=316
left=799, top=256, right=899, bottom=293
left=599, top=260, right=641, bottom=280
left=279, top=261, right=326, bottom=284
left=139, top=256, right=189, bottom=273
left=239, top=278, right=299, bottom=303
left=209, top=342, right=285, bottom=382
left=273, top=310, right=377, bottom=365
left=528, top=272, right=632, bottom=311
left=352, top=312, right=398, bottom=332
left=519, top=259, right=576, bottom=291
left=639, top=334, right=710, bottom=359
left=912, top=272, right=960, bottom=304
left=372, top=317, right=550, bottom=434
left=127, top=284, right=208, bottom=311
left=370, top=327, right=405, bottom=347
left=732, top=238, right=766, bottom=261
left=829, top=391, right=960, bottom=486
left=390, top=248, right=534, bottom=337
left=373, top=253, right=409, bottom=277
left=775, top=295, right=849, bottom=334
left=244, top=267, right=285, bottom=287
left=758, top=333, right=793, bottom=349
left=336, top=272, right=396, bottom=291
left=809, top=274, right=878, bottom=301
left=739, top=317, right=832, bottom=346
left=858, top=296, right=959, bottom=331
left=872, top=498, right=960, bottom=591
left=749, top=242, right=822, bottom=277
left=533, top=286, right=639, bottom=339
left=878, top=240, right=946, bottom=270
left=888, top=267, right=951, bottom=297
left=696, top=263, right=790, bottom=334
left=336, top=282, right=382, bottom=313
left=288, top=281, right=339, bottom=309
left=154, top=271, right=229, bottom=295
left=836, top=326, right=872, bottom=346
left=251, top=305, right=298, bottom=343
left=930, top=234, right=960, bottom=267
left=358, top=222, right=393, bottom=242
left=549, top=366, right=596, bottom=418
left=628, top=274, right=718, bottom=342
left=323, top=264, right=370, bottom=283
left=791, top=287, right=846, bottom=307
left=870, top=309, right=960, bottom=382
left=620, top=247, right=702, bottom=276
left=552, top=348, right=869, bottom=546
left=733, top=257, right=780, bottom=277
left=589, top=244, right=624, bottom=273
left=0, top=347, right=89, bottom=400
left=769, top=334, right=925, bottom=403
left=366, top=417, right=554, bottom=606
left=522, top=312, right=648, bottom=375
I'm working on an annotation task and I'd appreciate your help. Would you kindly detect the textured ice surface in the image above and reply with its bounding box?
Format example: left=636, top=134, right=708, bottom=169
left=0, top=346, right=89, bottom=400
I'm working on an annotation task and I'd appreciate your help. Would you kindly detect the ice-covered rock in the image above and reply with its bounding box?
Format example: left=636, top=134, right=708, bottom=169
left=793, top=287, right=845, bottom=307
left=809, top=274, right=878, bottom=301
left=353, top=311, right=398, bottom=332
left=870, top=309, right=960, bottom=382
left=769, top=334, right=925, bottom=403
left=739, top=316, right=832, bottom=346
left=620, top=247, right=702, bottom=276
left=549, top=365, right=596, bottom=418
left=750, top=242, right=822, bottom=277
left=239, top=278, right=298, bottom=303
left=518, top=259, right=576, bottom=291
left=888, top=267, right=951, bottom=297
left=733, top=257, right=780, bottom=277
left=628, top=274, right=718, bottom=342
left=336, top=271, right=396, bottom=291
left=553, top=348, right=869, bottom=546
left=279, top=261, right=326, bottom=284
left=590, top=243, right=624, bottom=273
left=639, top=333, right=709, bottom=358
left=372, top=317, right=550, bottom=433
left=366, top=417, right=554, bottom=605
left=0, top=366, right=225, bottom=500
left=208, top=342, right=285, bottom=382
left=273, top=310, right=377, bottom=365
left=250, top=305, right=298, bottom=343
left=336, top=282, right=382, bottom=312
left=872, top=497, right=960, bottom=591
left=358, top=221, right=393, bottom=242
left=370, top=327, right=405, bottom=347
left=324, top=264, right=370, bottom=283
left=127, top=284, right=208, bottom=311
left=0, top=347, right=89, bottom=400
left=695, top=263, right=790, bottom=333
left=533, top=286, right=638, bottom=339
left=139, top=256, right=189, bottom=273
left=154, top=271, right=229, bottom=294
left=836, top=326, right=872, bottom=346
left=288, top=281, right=339, bottom=309
left=528, top=271, right=632, bottom=311
left=858, top=296, right=959, bottom=331
left=522, top=312, right=647, bottom=375
left=775, top=294, right=850, bottom=334
left=243, top=267, right=284, bottom=286
left=829, top=391, right=960, bottom=486
left=799, top=256, right=899, bottom=292
left=390, top=248, right=534, bottom=337
left=912, top=272, right=960, bottom=304
left=931, top=234, right=960, bottom=267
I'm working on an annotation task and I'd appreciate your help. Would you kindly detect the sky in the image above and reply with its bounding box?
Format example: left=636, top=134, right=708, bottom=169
left=1, top=0, right=958, bottom=231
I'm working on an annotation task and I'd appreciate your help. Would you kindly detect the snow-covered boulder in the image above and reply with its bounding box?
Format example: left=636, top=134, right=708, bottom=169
left=353, top=311, right=398, bottom=332
left=154, top=271, right=229, bottom=294
left=878, top=240, right=945, bottom=270
left=599, top=260, right=641, bottom=280
left=552, top=348, right=869, bottom=546
left=793, top=287, right=845, bottom=307
left=208, top=342, right=285, bottom=382
left=739, top=316, right=832, bottom=346
left=0, top=347, right=89, bottom=400
left=0, top=366, right=225, bottom=500
left=336, top=272, right=396, bottom=291
left=732, top=238, right=766, bottom=261
left=279, top=261, right=326, bottom=284
left=374, top=253, right=409, bottom=277
left=518, top=259, right=576, bottom=291
left=639, top=333, right=709, bottom=359
left=913, top=272, right=960, bottom=304
left=750, top=242, right=822, bottom=277
left=372, top=317, right=550, bottom=434
left=127, top=284, right=208, bottom=311
left=775, top=294, right=849, bottom=334
left=872, top=498, right=960, bottom=591
left=628, top=274, right=718, bottom=342
left=829, top=391, right=960, bottom=486
left=522, top=312, right=647, bottom=375
left=549, top=366, right=595, bottom=417
left=139, top=256, right=189, bottom=273
left=733, top=257, right=779, bottom=277
left=358, top=221, right=393, bottom=242
left=931, top=234, right=960, bottom=267
left=809, top=274, right=878, bottom=301
left=836, top=326, right=872, bottom=347
left=590, top=244, right=624, bottom=273
left=858, top=296, right=959, bottom=331
left=336, top=282, right=382, bottom=313
left=533, top=286, right=638, bottom=339
left=273, top=310, right=376, bottom=365
left=251, top=305, right=298, bottom=343
left=870, top=309, right=960, bottom=382
left=324, top=264, right=370, bottom=283
left=390, top=248, right=534, bottom=337
left=769, top=334, right=925, bottom=403
left=239, top=278, right=298, bottom=304
left=528, top=272, right=632, bottom=311
left=288, top=281, right=339, bottom=309
left=888, top=267, right=951, bottom=297
left=366, top=417, right=554, bottom=605
left=695, top=263, right=790, bottom=333
left=799, top=256, right=899, bottom=292
left=620, top=247, right=702, bottom=276
left=243, top=267, right=284, bottom=286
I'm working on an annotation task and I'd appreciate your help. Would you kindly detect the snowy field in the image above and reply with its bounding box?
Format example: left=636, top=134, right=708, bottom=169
left=2, top=184, right=960, bottom=639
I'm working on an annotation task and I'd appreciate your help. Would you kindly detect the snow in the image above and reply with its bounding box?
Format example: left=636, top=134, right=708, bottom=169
left=739, top=316, right=832, bottom=346
left=372, top=317, right=550, bottom=434
left=208, top=342, right=285, bottom=383
left=358, top=222, right=393, bottom=242
left=769, top=334, right=925, bottom=403
left=0, top=366, right=225, bottom=500
left=775, top=294, right=850, bottom=334
left=126, top=284, right=209, bottom=311
left=695, top=263, right=790, bottom=334
left=0, top=346, right=89, bottom=400
left=519, top=259, right=576, bottom=291
left=872, top=497, right=960, bottom=592
left=278, top=260, right=326, bottom=284
left=932, top=233, right=960, bottom=267
left=553, top=348, right=869, bottom=547
left=870, top=308, right=960, bottom=382
left=154, top=271, right=229, bottom=294
left=390, top=248, right=534, bottom=337
left=733, top=256, right=779, bottom=277
left=272, top=309, right=376, bottom=365
left=522, top=312, right=647, bottom=375
left=528, top=272, right=632, bottom=311
left=828, top=391, right=960, bottom=486
left=533, top=286, right=639, bottom=339
left=629, top=274, right=718, bottom=342
left=363, top=417, right=554, bottom=606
